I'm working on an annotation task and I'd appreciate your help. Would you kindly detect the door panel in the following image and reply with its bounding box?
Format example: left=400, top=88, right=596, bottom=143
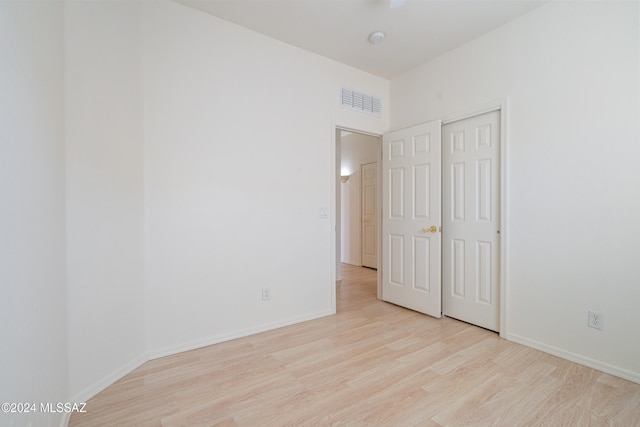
left=361, top=162, right=378, bottom=269
left=382, top=120, right=441, bottom=317
left=442, top=110, right=500, bottom=331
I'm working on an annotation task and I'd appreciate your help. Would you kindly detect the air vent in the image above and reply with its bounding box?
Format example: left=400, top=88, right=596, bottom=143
left=341, top=87, right=382, bottom=116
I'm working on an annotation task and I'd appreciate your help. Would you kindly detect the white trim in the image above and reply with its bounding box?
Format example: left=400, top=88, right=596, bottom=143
left=505, top=332, right=640, bottom=384
left=69, top=353, right=147, bottom=405
left=148, top=309, right=334, bottom=360
left=336, top=125, right=381, bottom=138
left=441, top=97, right=506, bottom=125
left=60, top=412, right=71, bottom=427
left=61, top=309, right=335, bottom=426
left=376, top=137, right=382, bottom=300
left=498, top=99, right=510, bottom=338
left=331, top=121, right=338, bottom=311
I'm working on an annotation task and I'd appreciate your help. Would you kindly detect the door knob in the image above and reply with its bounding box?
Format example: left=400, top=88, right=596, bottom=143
left=421, top=226, right=437, bottom=233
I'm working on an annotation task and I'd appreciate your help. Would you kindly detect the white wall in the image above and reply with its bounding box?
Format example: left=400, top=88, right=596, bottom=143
left=143, top=0, right=389, bottom=356
left=340, top=132, right=380, bottom=266
left=7, top=1, right=636, bottom=418
left=0, top=1, right=68, bottom=426
left=392, top=0, right=640, bottom=381
left=65, top=1, right=147, bottom=400
left=1, top=0, right=387, bottom=411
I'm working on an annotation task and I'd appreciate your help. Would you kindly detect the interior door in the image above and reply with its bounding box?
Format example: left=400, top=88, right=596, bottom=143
left=382, top=120, right=441, bottom=317
left=361, top=162, right=378, bottom=269
left=442, top=110, right=500, bottom=331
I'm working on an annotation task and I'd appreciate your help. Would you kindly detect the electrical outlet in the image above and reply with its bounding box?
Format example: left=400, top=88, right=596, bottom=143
left=588, top=310, right=604, bottom=330
left=262, top=288, right=271, bottom=301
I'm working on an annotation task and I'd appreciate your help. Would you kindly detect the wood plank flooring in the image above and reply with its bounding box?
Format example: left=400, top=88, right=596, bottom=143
left=70, top=264, right=640, bottom=426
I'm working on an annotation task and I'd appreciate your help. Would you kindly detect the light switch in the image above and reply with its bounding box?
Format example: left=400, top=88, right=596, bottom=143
left=318, top=207, right=329, bottom=219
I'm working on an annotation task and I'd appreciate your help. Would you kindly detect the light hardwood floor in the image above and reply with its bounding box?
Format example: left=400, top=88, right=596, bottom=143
left=70, top=264, right=640, bottom=426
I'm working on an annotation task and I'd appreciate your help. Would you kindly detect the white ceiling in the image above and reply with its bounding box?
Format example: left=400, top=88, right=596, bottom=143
left=174, top=0, right=548, bottom=79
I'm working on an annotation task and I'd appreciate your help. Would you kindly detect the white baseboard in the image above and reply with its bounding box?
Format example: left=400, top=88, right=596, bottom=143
left=69, top=354, right=148, bottom=405
left=61, top=309, right=335, bottom=427
left=60, top=354, right=147, bottom=426
left=60, top=412, right=71, bottom=427
left=504, top=332, right=640, bottom=384
left=58, top=310, right=335, bottom=425
left=59, top=317, right=637, bottom=427
left=148, top=309, right=334, bottom=360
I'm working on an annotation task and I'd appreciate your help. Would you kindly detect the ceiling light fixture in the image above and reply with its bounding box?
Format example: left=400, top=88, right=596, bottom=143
left=368, top=31, right=385, bottom=45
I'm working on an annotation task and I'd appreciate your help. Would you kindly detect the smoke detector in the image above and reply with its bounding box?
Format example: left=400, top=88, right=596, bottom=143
left=368, top=31, right=385, bottom=44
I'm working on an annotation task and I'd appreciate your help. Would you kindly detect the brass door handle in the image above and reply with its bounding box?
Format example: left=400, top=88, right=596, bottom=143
left=421, top=226, right=437, bottom=233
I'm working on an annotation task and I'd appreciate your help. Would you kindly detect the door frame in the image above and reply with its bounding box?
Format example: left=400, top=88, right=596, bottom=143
left=441, top=98, right=509, bottom=337
left=332, top=124, right=383, bottom=307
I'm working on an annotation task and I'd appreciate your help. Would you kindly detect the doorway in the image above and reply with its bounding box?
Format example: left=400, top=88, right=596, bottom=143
left=335, top=128, right=381, bottom=296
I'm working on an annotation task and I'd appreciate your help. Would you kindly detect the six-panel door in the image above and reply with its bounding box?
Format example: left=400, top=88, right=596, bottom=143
left=442, top=110, right=500, bottom=331
left=382, top=120, right=442, bottom=317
